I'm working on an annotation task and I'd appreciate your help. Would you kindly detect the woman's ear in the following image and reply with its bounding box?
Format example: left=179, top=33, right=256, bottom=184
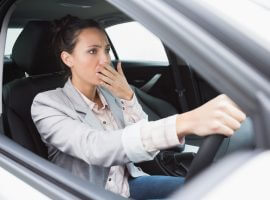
left=60, top=51, right=73, bottom=68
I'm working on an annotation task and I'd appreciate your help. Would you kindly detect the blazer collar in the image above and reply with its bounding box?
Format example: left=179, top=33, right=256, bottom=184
left=62, top=78, right=89, bottom=114
left=62, top=78, right=125, bottom=128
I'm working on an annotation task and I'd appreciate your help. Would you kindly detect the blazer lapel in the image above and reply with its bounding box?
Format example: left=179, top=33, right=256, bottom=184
left=62, top=78, right=88, bottom=114
left=84, top=110, right=105, bottom=130
left=62, top=78, right=104, bottom=129
left=98, top=87, right=125, bottom=129
left=62, top=78, right=124, bottom=130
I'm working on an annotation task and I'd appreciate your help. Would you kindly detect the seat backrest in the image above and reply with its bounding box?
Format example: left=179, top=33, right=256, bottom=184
left=2, top=21, right=178, bottom=159
left=3, top=56, right=25, bottom=85
left=2, top=21, right=66, bottom=158
left=132, top=86, right=178, bottom=121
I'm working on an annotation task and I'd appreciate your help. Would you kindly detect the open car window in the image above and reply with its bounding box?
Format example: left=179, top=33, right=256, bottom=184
left=106, top=22, right=169, bottom=64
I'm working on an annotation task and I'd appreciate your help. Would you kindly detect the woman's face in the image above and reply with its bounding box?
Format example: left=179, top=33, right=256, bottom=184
left=62, top=27, right=111, bottom=87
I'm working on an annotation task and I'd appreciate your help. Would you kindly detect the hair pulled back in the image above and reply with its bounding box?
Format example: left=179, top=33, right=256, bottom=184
left=51, top=15, right=105, bottom=74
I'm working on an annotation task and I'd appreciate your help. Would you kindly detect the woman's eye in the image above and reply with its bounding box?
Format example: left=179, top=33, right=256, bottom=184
left=88, top=49, right=97, bottom=54
left=105, top=48, right=111, bottom=54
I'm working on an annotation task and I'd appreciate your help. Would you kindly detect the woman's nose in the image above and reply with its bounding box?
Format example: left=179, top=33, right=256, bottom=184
left=99, top=53, right=110, bottom=65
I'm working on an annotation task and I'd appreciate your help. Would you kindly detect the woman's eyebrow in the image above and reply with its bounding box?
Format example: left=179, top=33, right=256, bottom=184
left=87, top=44, right=111, bottom=48
left=88, top=45, right=102, bottom=48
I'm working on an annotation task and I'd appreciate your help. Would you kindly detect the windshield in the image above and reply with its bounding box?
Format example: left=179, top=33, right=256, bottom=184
left=199, top=0, right=270, bottom=51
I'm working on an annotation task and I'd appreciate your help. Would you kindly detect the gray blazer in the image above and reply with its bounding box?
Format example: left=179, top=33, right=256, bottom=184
left=31, top=79, right=158, bottom=187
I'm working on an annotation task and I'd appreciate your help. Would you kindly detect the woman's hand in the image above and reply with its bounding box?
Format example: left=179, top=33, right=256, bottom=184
left=176, top=94, right=246, bottom=138
left=96, top=61, right=134, bottom=100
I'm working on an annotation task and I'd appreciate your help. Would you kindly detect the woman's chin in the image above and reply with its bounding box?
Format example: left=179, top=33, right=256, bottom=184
left=93, top=80, right=102, bottom=87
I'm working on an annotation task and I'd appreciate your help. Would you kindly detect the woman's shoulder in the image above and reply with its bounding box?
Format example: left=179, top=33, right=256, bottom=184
left=32, top=87, right=68, bottom=107
left=31, top=86, right=80, bottom=122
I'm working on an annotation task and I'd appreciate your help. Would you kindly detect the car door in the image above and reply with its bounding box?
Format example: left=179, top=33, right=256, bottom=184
left=106, top=0, right=270, bottom=199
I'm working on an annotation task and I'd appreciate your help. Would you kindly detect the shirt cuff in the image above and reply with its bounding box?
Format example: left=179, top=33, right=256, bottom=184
left=141, top=114, right=184, bottom=152
left=122, top=119, right=159, bottom=163
left=120, top=93, right=137, bottom=107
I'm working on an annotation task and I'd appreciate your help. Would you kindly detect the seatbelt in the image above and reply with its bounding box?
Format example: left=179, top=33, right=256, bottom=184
left=167, top=50, right=189, bottom=113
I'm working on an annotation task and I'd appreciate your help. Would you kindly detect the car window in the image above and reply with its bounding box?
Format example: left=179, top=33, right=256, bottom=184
left=4, top=28, right=23, bottom=57
left=106, top=22, right=169, bottom=64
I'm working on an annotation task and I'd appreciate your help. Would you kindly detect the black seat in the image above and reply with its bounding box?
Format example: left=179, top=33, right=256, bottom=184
left=3, top=56, right=25, bottom=85
left=2, top=21, right=178, bottom=160
left=2, top=21, right=66, bottom=158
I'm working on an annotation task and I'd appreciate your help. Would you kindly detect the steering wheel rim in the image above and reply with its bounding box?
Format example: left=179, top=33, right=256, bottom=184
left=185, top=134, right=225, bottom=182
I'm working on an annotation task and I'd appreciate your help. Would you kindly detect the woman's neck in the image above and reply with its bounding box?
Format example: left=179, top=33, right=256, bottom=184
left=71, top=77, right=97, bottom=101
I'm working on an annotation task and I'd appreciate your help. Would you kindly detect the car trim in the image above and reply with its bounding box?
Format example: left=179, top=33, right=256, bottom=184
left=0, top=135, right=125, bottom=200
left=166, top=0, right=270, bottom=79
left=172, top=150, right=261, bottom=199
left=0, top=154, right=77, bottom=199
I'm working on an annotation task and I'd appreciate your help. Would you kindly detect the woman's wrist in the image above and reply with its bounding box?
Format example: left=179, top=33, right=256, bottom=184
left=124, top=90, right=134, bottom=101
left=176, top=112, right=193, bottom=138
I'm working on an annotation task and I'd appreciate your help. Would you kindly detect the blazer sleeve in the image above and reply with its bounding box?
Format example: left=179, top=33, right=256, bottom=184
left=31, top=92, right=156, bottom=167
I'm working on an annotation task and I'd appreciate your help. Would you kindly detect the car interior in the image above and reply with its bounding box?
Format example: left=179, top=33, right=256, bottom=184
left=0, top=0, right=255, bottom=197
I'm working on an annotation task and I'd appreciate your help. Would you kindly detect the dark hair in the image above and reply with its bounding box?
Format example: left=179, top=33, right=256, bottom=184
left=51, top=15, right=105, bottom=75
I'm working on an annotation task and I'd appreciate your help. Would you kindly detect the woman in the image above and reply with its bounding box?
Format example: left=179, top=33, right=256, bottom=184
left=31, top=15, right=246, bottom=199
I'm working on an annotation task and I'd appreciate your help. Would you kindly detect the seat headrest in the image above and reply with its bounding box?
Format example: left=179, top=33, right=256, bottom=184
left=11, top=21, right=62, bottom=75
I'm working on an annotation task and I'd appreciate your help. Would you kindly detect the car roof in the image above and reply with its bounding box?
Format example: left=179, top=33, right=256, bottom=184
left=10, top=0, right=131, bottom=28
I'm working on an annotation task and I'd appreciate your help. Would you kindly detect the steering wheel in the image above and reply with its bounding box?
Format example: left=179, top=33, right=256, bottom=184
left=185, top=134, right=225, bottom=182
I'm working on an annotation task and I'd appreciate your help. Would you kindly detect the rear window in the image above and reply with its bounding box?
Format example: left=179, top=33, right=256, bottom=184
left=5, top=28, right=23, bottom=56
